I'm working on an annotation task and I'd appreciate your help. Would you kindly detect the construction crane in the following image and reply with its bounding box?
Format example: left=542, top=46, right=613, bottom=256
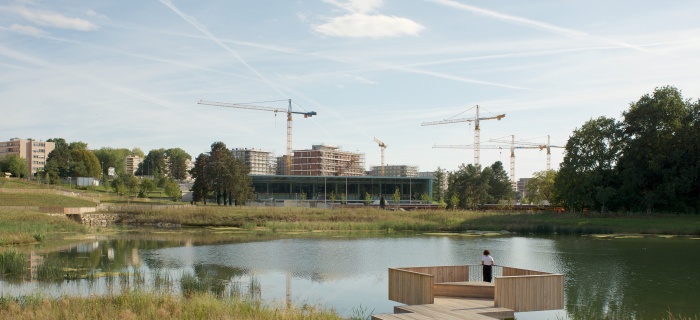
left=434, top=136, right=543, bottom=191
left=489, top=135, right=562, bottom=171
left=198, top=99, right=317, bottom=175
left=373, top=137, right=387, bottom=176
left=422, top=105, right=505, bottom=166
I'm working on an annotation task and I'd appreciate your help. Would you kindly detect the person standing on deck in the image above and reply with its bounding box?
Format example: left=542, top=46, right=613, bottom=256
left=481, top=250, right=495, bottom=282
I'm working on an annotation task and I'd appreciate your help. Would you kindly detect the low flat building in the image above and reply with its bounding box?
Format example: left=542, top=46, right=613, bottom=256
left=251, top=175, right=432, bottom=202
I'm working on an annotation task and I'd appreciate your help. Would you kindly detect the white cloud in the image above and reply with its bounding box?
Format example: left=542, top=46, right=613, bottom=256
left=322, top=0, right=383, bottom=14
left=6, top=5, right=99, bottom=31
left=315, top=1, right=423, bottom=38
left=9, top=23, right=46, bottom=36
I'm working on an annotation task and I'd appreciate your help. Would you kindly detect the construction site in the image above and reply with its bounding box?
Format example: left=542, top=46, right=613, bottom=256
left=199, top=99, right=560, bottom=202
left=291, top=144, right=365, bottom=176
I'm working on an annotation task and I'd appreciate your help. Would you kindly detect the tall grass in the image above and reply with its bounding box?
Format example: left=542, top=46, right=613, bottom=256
left=0, top=292, right=343, bottom=320
left=119, top=206, right=700, bottom=236
left=0, top=210, right=86, bottom=246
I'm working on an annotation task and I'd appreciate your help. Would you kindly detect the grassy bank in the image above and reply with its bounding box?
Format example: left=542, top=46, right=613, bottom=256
left=0, top=292, right=343, bottom=320
left=0, top=193, right=97, bottom=207
left=122, top=206, right=700, bottom=236
left=0, top=210, right=87, bottom=245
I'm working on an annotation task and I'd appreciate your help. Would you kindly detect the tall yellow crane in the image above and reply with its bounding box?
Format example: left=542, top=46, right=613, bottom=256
left=373, top=137, right=387, bottom=176
left=422, top=105, right=505, bottom=166
left=198, top=99, right=317, bottom=175
left=435, top=135, right=543, bottom=191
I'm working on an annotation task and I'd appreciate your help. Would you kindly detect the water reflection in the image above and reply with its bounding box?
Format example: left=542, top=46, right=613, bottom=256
left=2, top=233, right=699, bottom=319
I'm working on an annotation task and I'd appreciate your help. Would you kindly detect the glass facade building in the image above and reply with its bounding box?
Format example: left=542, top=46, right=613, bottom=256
left=251, top=175, right=432, bottom=203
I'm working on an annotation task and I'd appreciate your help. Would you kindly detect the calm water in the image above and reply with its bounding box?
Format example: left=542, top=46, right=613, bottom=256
left=2, top=233, right=699, bottom=319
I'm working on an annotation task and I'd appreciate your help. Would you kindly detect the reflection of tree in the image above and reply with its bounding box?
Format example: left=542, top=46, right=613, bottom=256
left=559, top=237, right=696, bottom=319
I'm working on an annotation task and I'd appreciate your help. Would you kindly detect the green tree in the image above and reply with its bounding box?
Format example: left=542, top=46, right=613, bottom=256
left=93, top=147, right=131, bottom=177
left=329, top=191, right=336, bottom=202
left=392, top=187, right=401, bottom=208
left=137, top=148, right=168, bottom=178
left=449, top=193, right=459, bottom=210
left=525, top=170, right=558, bottom=206
left=420, top=192, right=432, bottom=203
left=190, top=142, right=253, bottom=206
left=190, top=153, right=210, bottom=204
left=364, top=192, right=371, bottom=206
left=0, top=154, right=29, bottom=178
left=131, top=147, right=145, bottom=158
left=618, top=86, right=698, bottom=212
left=166, top=148, right=192, bottom=181
left=487, top=161, right=513, bottom=203
left=432, top=167, right=447, bottom=201
left=554, top=116, right=624, bottom=212
left=163, top=178, right=182, bottom=202
left=71, top=148, right=101, bottom=178
left=138, top=178, right=156, bottom=198
left=341, top=192, right=347, bottom=205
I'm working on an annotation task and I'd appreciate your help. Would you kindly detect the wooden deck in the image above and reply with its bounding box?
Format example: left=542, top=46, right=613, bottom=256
left=372, top=297, right=514, bottom=320
left=380, top=265, right=564, bottom=319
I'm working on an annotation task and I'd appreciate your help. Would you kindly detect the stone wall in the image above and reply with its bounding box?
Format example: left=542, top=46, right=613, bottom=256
left=69, top=213, right=123, bottom=227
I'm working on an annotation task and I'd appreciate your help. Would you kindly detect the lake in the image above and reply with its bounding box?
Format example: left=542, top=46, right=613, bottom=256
left=1, top=232, right=698, bottom=319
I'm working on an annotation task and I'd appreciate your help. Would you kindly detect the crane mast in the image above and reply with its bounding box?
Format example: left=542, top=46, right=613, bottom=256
left=373, top=137, right=387, bottom=176
left=422, top=105, right=505, bottom=166
left=198, top=99, right=317, bottom=175
left=491, top=135, right=562, bottom=171
left=435, top=135, right=542, bottom=191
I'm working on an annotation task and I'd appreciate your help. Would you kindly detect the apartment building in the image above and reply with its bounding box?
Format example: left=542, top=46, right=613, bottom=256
left=125, top=154, right=143, bottom=176
left=0, top=138, right=55, bottom=177
left=291, top=144, right=365, bottom=176
left=232, top=148, right=276, bottom=175
left=368, top=164, right=418, bottom=177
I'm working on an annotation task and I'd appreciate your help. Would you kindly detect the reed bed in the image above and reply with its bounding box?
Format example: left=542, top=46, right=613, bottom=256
left=0, top=292, right=343, bottom=320
left=0, top=210, right=86, bottom=246
left=120, top=206, right=700, bottom=236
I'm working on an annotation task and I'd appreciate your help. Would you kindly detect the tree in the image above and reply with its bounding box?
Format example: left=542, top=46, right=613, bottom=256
left=432, top=167, right=447, bottom=201
left=137, top=148, right=168, bottom=178
left=618, top=86, right=697, bottom=212
left=139, top=178, right=156, bottom=198
left=449, top=193, right=459, bottom=210
left=131, top=147, right=145, bottom=158
left=163, top=178, right=182, bottom=202
left=525, top=170, right=557, bottom=206
left=166, top=148, right=192, bottom=181
left=392, top=187, right=401, bottom=207
left=190, top=153, right=210, bottom=204
left=554, top=116, right=624, bottom=212
left=46, top=139, right=101, bottom=179
left=71, top=148, right=101, bottom=178
left=0, top=154, right=28, bottom=178
left=364, top=192, right=371, bottom=206
left=93, top=147, right=131, bottom=177
left=488, top=161, right=513, bottom=203
left=190, top=142, right=253, bottom=206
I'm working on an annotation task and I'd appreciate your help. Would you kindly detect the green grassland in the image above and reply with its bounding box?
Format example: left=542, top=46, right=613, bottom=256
left=120, top=206, right=700, bottom=236
left=0, top=210, right=86, bottom=245
left=0, top=292, right=342, bottom=320
left=0, top=193, right=97, bottom=207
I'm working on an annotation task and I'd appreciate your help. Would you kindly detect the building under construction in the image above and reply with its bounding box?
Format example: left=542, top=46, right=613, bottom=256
left=232, top=148, right=276, bottom=175
left=291, top=144, right=365, bottom=176
left=368, top=165, right=418, bottom=177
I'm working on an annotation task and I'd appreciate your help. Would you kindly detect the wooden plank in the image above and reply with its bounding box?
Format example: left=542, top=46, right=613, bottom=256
left=433, top=282, right=494, bottom=299
left=388, top=268, right=434, bottom=305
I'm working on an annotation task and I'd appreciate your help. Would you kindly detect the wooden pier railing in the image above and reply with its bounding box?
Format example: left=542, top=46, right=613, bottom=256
left=388, top=264, right=564, bottom=312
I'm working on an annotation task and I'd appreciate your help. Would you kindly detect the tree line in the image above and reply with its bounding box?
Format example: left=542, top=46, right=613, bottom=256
left=525, top=86, right=699, bottom=214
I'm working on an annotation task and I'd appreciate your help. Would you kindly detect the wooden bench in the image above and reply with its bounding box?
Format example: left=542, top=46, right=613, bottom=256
left=433, top=281, right=494, bottom=299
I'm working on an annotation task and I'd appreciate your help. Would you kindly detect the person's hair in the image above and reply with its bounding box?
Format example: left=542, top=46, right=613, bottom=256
left=483, top=250, right=490, bottom=255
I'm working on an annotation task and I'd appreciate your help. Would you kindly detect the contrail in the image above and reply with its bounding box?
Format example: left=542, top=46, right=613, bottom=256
left=427, top=0, right=651, bottom=53
left=159, top=0, right=287, bottom=97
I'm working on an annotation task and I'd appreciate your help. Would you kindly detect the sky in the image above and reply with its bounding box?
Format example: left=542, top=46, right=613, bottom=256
left=2, top=0, right=700, bottom=180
